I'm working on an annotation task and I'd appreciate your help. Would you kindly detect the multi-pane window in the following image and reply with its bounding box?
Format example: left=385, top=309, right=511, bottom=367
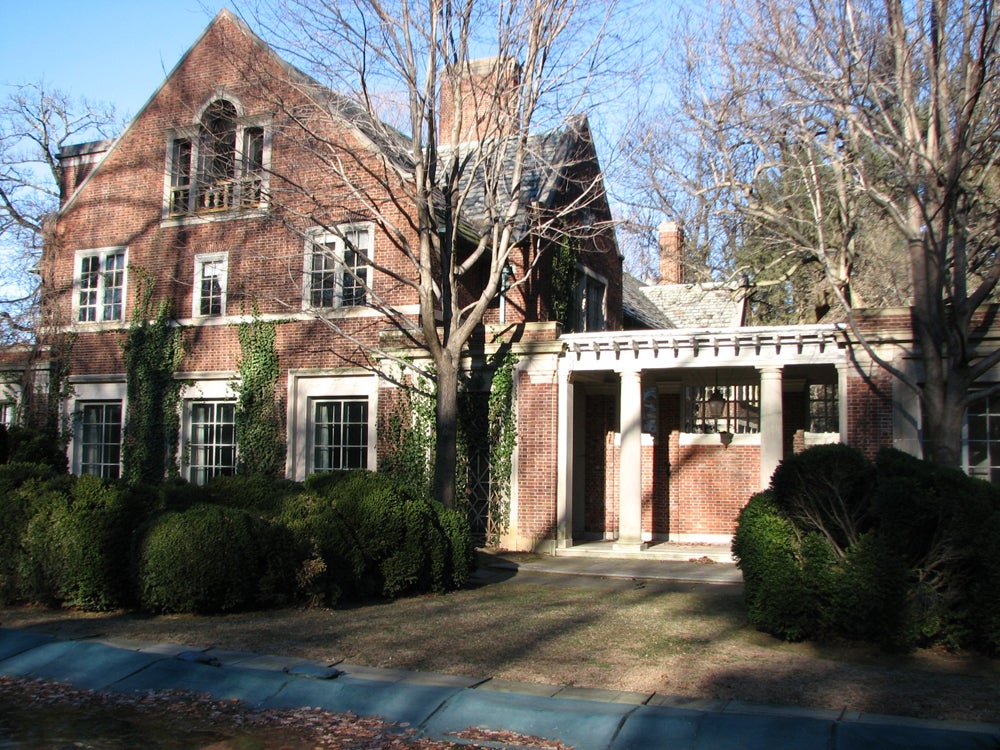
left=684, top=384, right=761, bottom=434
left=77, top=248, right=126, bottom=323
left=306, top=226, right=371, bottom=309
left=166, top=99, right=268, bottom=215
left=79, top=401, right=122, bottom=479
left=312, top=398, right=368, bottom=472
left=569, top=267, right=606, bottom=333
left=808, top=383, right=839, bottom=433
left=188, top=401, right=236, bottom=484
left=965, top=390, right=1000, bottom=484
left=194, top=253, right=227, bottom=317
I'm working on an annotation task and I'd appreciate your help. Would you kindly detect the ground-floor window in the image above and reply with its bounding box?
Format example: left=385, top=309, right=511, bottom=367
left=808, top=383, right=839, bottom=433
left=79, top=401, right=123, bottom=479
left=312, top=397, right=368, bottom=472
left=188, top=400, right=236, bottom=484
left=965, top=390, right=1000, bottom=484
left=684, top=384, right=760, bottom=434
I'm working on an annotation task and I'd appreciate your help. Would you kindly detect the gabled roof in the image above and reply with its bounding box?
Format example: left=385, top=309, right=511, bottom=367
left=58, top=9, right=613, bottom=256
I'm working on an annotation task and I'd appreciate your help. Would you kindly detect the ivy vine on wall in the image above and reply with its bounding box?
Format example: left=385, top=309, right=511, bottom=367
left=550, top=236, right=578, bottom=330
left=121, top=272, right=185, bottom=486
left=485, top=349, right=518, bottom=546
left=233, top=315, right=284, bottom=477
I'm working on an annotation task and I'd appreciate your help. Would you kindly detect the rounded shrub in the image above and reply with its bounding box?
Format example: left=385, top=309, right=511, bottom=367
left=0, top=466, right=73, bottom=604
left=205, top=474, right=302, bottom=516
left=733, top=492, right=816, bottom=641
left=769, top=443, right=874, bottom=555
left=137, top=503, right=282, bottom=613
left=737, top=445, right=1000, bottom=653
left=52, top=475, right=151, bottom=610
left=288, top=471, right=474, bottom=604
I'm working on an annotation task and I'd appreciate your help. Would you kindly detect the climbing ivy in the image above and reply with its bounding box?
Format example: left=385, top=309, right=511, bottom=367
left=550, top=236, right=578, bottom=330
left=379, top=365, right=436, bottom=497
left=121, top=272, right=185, bottom=486
left=485, top=349, right=518, bottom=545
left=233, top=315, right=284, bottom=477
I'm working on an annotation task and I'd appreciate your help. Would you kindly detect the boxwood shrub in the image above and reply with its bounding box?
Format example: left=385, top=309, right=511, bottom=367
left=734, top=446, right=1000, bottom=653
left=136, top=503, right=294, bottom=613
left=282, top=471, right=474, bottom=605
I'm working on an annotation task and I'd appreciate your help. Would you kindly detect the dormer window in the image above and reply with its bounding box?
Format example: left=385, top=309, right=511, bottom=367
left=166, top=98, right=269, bottom=217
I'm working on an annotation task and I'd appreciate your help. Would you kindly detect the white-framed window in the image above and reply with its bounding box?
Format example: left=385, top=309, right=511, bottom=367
left=684, top=383, right=761, bottom=434
left=187, top=400, right=237, bottom=484
left=0, top=402, right=14, bottom=428
left=193, top=252, right=228, bottom=317
left=78, top=401, right=123, bottom=479
left=74, top=247, right=127, bottom=323
left=312, top=397, right=369, bottom=472
left=570, top=265, right=606, bottom=333
left=288, top=371, right=378, bottom=480
left=304, top=224, right=373, bottom=309
left=964, top=389, right=1000, bottom=484
left=165, top=97, right=270, bottom=217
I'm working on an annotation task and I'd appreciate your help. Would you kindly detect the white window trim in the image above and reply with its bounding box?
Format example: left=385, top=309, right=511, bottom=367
left=66, top=381, right=126, bottom=476
left=193, top=252, right=229, bottom=319
left=72, top=247, right=128, bottom=326
left=179, top=379, right=238, bottom=484
left=0, top=381, right=21, bottom=427
left=161, top=107, right=272, bottom=223
left=287, top=370, right=378, bottom=480
left=302, top=223, right=375, bottom=313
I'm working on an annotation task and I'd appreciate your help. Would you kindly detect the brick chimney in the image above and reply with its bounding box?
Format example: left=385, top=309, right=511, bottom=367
left=57, top=139, right=113, bottom=204
left=658, top=221, right=685, bottom=285
left=439, top=57, right=520, bottom=144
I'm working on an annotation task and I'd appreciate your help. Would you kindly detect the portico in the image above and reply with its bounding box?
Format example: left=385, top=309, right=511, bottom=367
left=555, top=324, right=849, bottom=550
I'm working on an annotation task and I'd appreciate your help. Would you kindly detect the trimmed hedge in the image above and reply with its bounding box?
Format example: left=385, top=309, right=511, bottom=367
left=136, top=503, right=296, bottom=614
left=0, top=468, right=475, bottom=614
left=734, top=446, right=1000, bottom=653
left=281, top=471, right=474, bottom=605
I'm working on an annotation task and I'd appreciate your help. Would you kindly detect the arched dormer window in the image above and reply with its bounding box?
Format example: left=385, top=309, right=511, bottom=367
left=167, top=97, right=269, bottom=216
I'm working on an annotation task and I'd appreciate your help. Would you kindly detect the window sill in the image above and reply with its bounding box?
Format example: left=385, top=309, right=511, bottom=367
left=70, top=320, right=127, bottom=333
left=679, top=432, right=760, bottom=447
left=161, top=206, right=268, bottom=228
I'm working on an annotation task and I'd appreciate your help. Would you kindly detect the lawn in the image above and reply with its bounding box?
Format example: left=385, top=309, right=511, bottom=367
left=2, top=561, right=998, bottom=724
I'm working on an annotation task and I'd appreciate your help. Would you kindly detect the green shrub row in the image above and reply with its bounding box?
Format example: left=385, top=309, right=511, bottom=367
left=0, top=465, right=474, bottom=614
left=733, top=445, right=1000, bottom=653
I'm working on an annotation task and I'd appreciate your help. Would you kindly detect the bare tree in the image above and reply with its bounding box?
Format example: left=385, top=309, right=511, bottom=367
left=0, top=83, right=118, bottom=345
left=236, top=0, right=626, bottom=507
left=649, top=0, right=1000, bottom=467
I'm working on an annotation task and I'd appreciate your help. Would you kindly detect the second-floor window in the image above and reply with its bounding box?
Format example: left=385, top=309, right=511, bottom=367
left=167, top=98, right=268, bottom=216
left=194, top=253, right=228, bottom=317
left=305, top=225, right=372, bottom=309
left=76, top=247, right=126, bottom=323
left=569, top=266, right=606, bottom=332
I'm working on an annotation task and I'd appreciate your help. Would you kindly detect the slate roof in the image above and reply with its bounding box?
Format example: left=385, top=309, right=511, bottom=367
left=438, top=115, right=589, bottom=238
left=623, top=274, right=746, bottom=330
left=622, top=274, right=674, bottom=328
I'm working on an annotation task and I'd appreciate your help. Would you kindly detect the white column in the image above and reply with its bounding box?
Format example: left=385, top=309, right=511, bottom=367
left=616, top=368, right=646, bottom=551
left=556, top=368, right=574, bottom=548
left=759, top=365, right=784, bottom=488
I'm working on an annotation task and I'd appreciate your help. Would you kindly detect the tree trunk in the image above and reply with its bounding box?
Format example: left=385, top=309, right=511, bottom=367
left=433, top=354, right=460, bottom=509
left=920, top=371, right=968, bottom=469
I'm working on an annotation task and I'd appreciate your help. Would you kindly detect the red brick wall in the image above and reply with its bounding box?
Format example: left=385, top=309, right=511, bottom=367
left=845, top=365, right=894, bottom=459
left=668, top=434, right=760, bottom=536
left=514, top=370, right=559, bottom=544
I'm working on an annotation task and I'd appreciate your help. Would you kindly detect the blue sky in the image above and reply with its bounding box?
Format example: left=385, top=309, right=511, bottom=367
left=1, top=1, right=231, bottom=120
